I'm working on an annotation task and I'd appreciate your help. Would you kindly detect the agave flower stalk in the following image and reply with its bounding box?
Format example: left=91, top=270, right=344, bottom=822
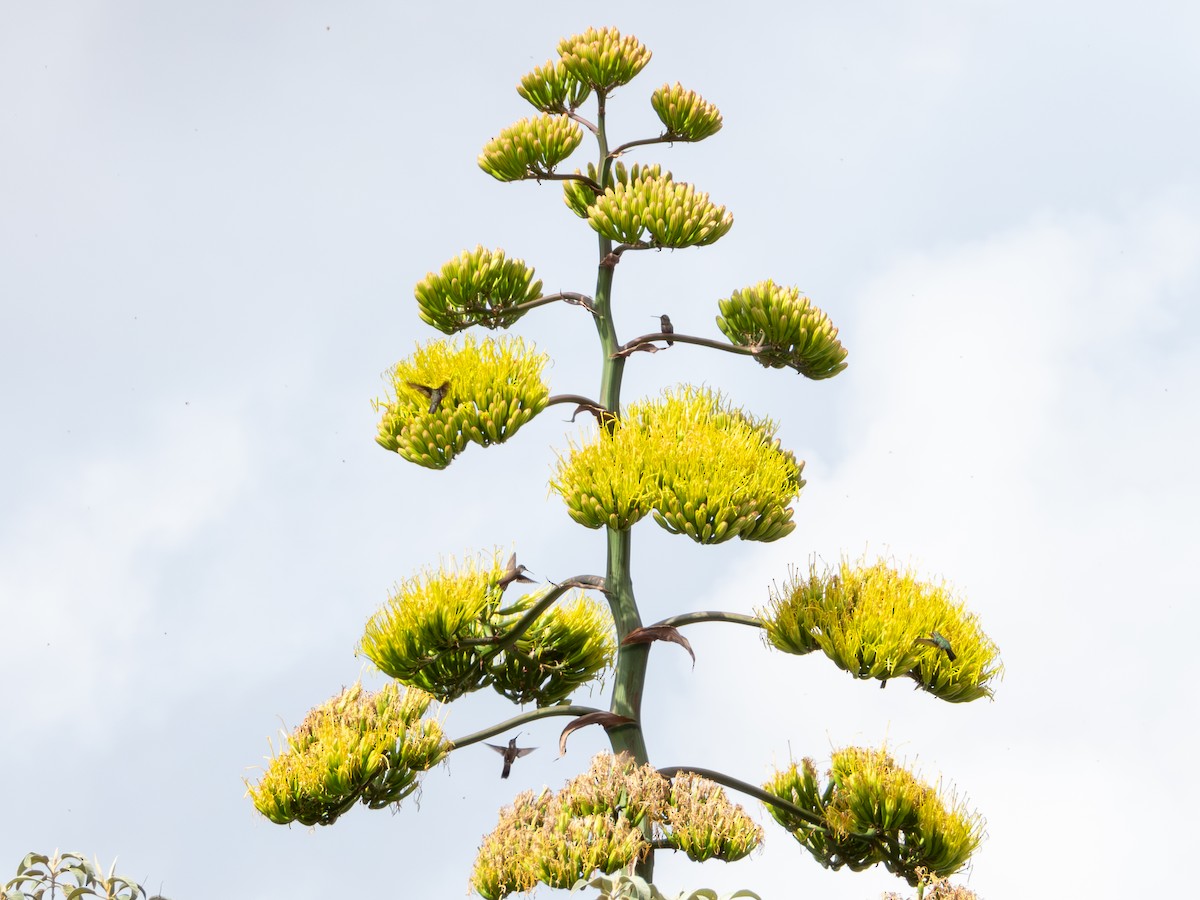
left=248, top=25, right=1000, bottom=900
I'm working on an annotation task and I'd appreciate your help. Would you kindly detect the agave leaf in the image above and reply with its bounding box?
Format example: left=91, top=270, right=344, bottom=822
left=17, top=853, right=50, bottom=873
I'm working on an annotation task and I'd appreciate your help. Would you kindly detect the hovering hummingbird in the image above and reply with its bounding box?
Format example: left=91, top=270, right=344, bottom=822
left=498, top=552, right=535, bottom=593
left=914, top=631, right=957, bottom=662
left=485, top=734, right=536, bottom=779
left=653, top=314, right=674, bottom=346
left=406, top=379, right=451, bottom=414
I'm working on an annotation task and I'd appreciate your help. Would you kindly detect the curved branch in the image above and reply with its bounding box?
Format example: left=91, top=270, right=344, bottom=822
left=657, top=766, right=830, bottom=831
left=651, top=611, right=765, bottom=630
left=609, top=134, right=677, bottom=158
left=527, top=169, right=602, bottom=192
left=496, top=576, right=608, bottom=652
left=458, top=576, right=608, bottom=651
left=612, top=241, right=654, bottom=257
left=547, top=393, right=603, bottom=409
left=547, top=395, right=618, bottom=429
left=599, top=242, right=657, bottom=269
left=612, top=332, right=760, bottom=360
left=510, top=291, right=597, bottom=317
left=567, top=110, right=599, bottom=136
left=448, top=704, right=606, bottom=750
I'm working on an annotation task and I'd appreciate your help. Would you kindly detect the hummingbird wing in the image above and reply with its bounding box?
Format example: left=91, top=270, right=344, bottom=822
left=484, top=742, right=509, bottom=755
left=513, top=746, right=536, bottom=758
left=406, top=381, right=433, bottom=398
left=498, top=555, right=535, bottom=590
left=914, top=636, right=956, bottom=661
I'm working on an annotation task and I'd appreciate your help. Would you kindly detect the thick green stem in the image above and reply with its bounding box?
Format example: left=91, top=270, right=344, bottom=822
left=605, top=529, right=647, bottom=759
left=587, top=89, right=653, bottom=883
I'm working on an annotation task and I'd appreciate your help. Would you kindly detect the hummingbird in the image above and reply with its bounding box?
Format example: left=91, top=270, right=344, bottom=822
left=485, top=734, right=536, bottom=778
left=914, top=631, right=957, bottom=662
left=497, top=552, right=535, bottom=593
left=406, top=379, right=450, bottom=414
left=653, top=314, right=674, bottom=346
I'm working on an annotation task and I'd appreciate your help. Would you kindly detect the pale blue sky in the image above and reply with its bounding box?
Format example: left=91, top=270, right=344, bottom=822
left=2, top=2, right=1197, bottom=898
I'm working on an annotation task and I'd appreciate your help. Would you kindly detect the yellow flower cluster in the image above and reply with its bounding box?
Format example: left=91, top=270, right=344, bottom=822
left=760, top=560, right=1002, bottom=702
left=246, top=683, right=448, bottom=827
left=552, top=386, right=804, bottom=544
left=763, top=749, right=983, bottom=886
left=490, top=595, right=617, bottom=706
left=478, top=114, right=584, bottom=182
left=359, top=552, right=615, bottom=706
left=414, top=246, right=543, bottom=334
left=374, top=335, right=550, bottom=469
left=471, top=754, right=761, bottom=899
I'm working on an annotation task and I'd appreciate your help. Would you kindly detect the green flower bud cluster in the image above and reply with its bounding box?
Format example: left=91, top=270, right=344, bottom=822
left=246, top=682, right=448, bottom=827
left=359, top=553, right=615, bottom=706
left=716, top=280, right=848, bottom=379
left=479, top=114, right=584, bottom=182
left=762, top=749, right=983, bottom=886
left=472, top=754, right=758, bottom=899
left=518, top=59, right=593, bottom=114
left=562, top=161, right=673, bottom=219
left=759, top=560, right=1003, bottom=702
left=415, top=246, right=543, bottom=334
left=587, top=173, right=734, bottom=249
left=552, top=386, right=804, bottom=544
left=374, top=335, right=550, bottom=469
left=651, top=82, right=723, bottom=142
left=557, top=27, right=652, bottom=93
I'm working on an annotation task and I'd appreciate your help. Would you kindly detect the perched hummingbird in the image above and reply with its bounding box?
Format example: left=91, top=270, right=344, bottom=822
left=653, top=314, right=674, bottom=346
left=914, top=631, right=957, bottom=662
left=485, top=734, right=536, bottom=779
left=498, top=552, right=535, bottom=593
left=406, top=379, right=451, bottom=414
